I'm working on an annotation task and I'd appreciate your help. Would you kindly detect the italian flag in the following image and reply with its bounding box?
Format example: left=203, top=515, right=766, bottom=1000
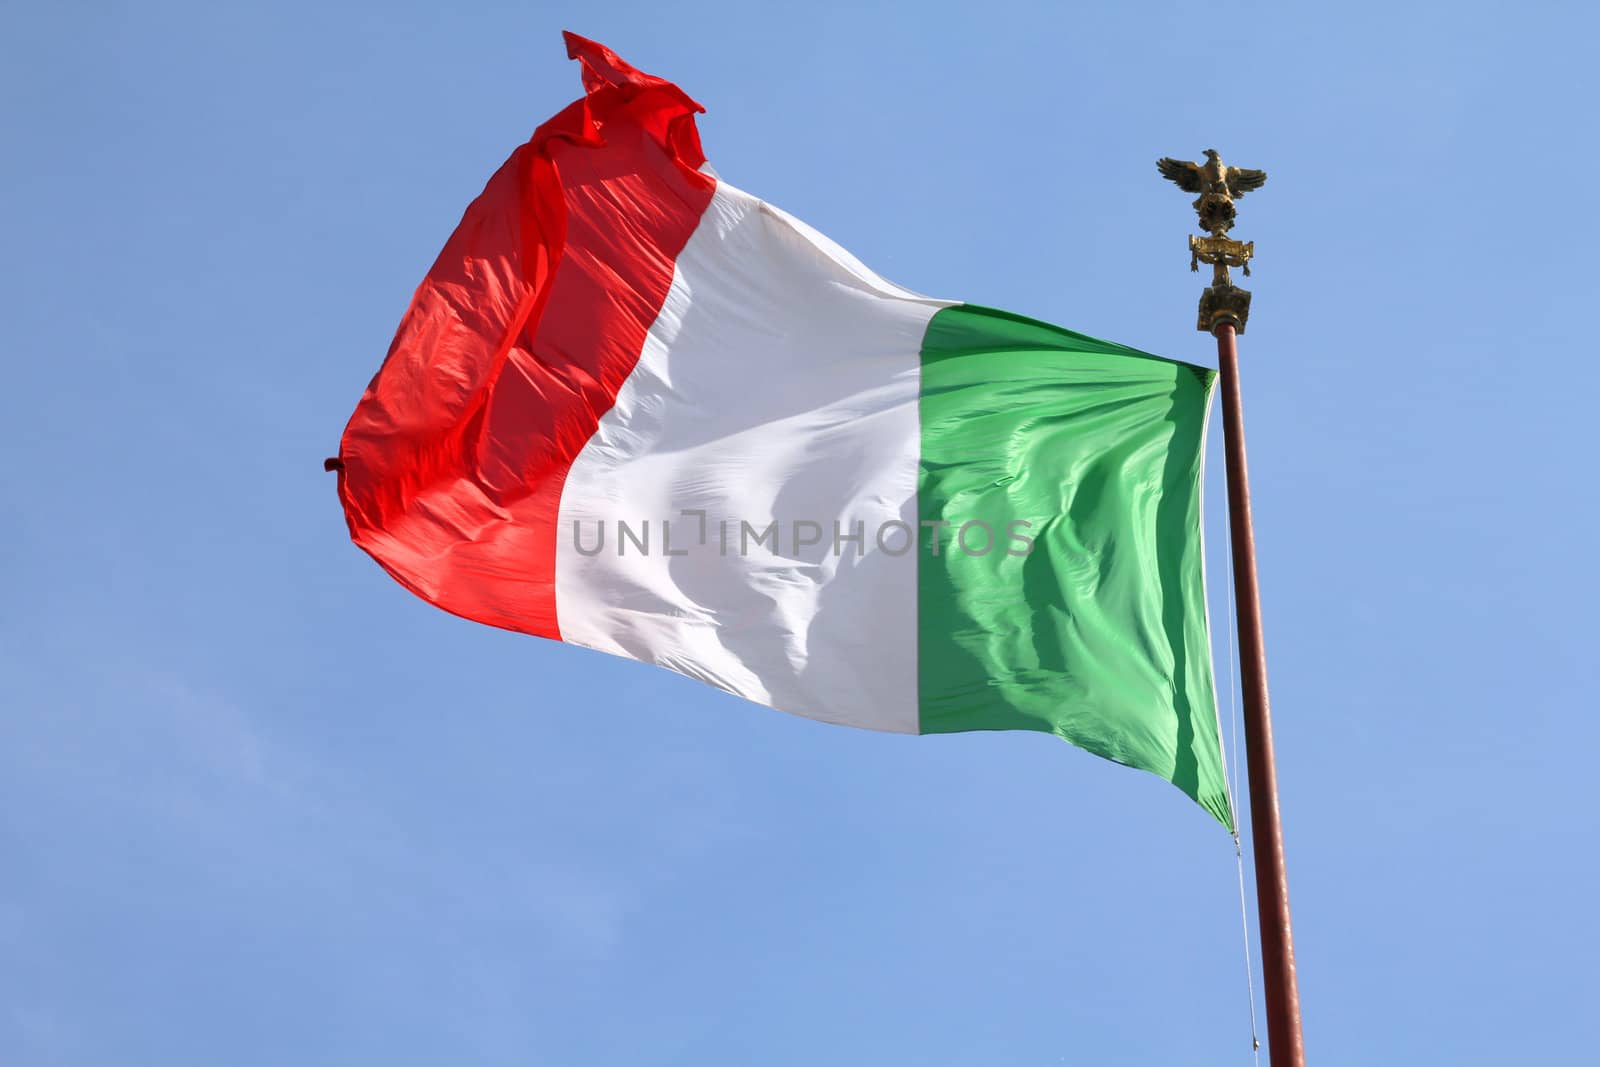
left=333, top=33, right=1231, bottom=827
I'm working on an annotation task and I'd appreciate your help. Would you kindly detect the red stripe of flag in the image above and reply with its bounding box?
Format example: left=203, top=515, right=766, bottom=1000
left=334, top=33, right=715, bottom=638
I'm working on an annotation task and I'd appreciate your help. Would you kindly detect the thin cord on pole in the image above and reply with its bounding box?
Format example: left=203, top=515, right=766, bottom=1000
left=1223, top=494, right=1261, bottom=1064
left=1234, top=832, right=1262, bottom=1063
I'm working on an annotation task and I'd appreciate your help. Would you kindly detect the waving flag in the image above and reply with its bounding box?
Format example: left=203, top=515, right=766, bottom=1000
left=331, top=33, right=1231, bottom=826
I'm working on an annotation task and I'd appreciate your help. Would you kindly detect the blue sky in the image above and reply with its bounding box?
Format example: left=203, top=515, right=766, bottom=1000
left=4, top=1, right=1597, bottom=1063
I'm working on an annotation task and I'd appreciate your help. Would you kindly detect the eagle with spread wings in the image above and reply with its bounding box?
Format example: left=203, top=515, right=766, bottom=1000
left=1157, top=149, right=1267, bottom=235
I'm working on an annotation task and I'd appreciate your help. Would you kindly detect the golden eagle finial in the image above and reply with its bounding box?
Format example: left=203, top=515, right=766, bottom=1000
left=1157, top=148, right=1267, bottom=236
left=1158, top=148, right=1267, bottom=333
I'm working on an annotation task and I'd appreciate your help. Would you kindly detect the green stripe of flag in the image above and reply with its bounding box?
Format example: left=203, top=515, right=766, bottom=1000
left=916, top=304, right=1231, bottom=828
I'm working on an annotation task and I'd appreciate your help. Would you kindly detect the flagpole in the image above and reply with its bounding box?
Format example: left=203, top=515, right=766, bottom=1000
left=1215, top=319, right=1305, bottom=1066
left=1161, top=152, right=1305, bottom=1065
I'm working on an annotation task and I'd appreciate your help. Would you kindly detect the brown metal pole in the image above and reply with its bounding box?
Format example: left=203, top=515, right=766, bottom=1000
left=1215, top=321, right=1305, bottom=1066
